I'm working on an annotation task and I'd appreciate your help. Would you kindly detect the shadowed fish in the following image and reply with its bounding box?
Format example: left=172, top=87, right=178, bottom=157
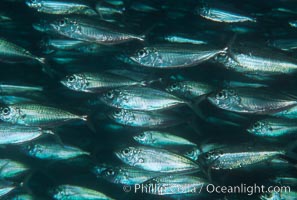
left=0, top=38, right=45, bottom=64
left=0, top=103, right=87, bottom=127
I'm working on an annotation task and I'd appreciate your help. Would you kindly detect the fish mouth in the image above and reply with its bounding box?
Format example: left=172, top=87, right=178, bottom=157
left=206, top=96, right=216, bottom=105
left=246, top=128, right=253, bottom=134
left=128, top=56, right=139, bottom=64
left=60, top=80, right=67, bottom=87
left=114, top=151, right=122, bottom=160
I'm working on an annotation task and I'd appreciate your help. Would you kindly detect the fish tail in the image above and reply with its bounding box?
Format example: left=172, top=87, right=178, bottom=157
left=44, top=130, right=55, bottom=135
left=140, top=78, right=163, bottom=86
left=82, top=115, right=97, bottom=133
left=36, top=57, right=46, bottom=64
left=222, top=33, right=237, bottom=55
left=81, top=115, right=88, bottom=121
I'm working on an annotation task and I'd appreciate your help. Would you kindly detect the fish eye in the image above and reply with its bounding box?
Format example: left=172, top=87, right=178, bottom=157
left=253, top=122, right=261, bottom=129
left=59, top=19, right=66, bottom=26
left=106, top=91, right=114, bottom=99
left=138, top=49, right=147, bottom=58
left=67, top=75, right=75, bottom=82
left=114, top=110, right=121, bottom=115
left=269, top=127, right=273, bottom=131
left=1, top=107, right=10, bottom=115
left=216, top=90, right=226, bottom=99
left=122, top=148, right=130, bottom=155
left=171, top=83, right=178, bottom=89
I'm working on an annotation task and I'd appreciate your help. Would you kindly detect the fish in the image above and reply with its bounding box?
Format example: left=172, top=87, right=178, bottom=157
left=21, top=142, right=90, bottom=160
left=289, top=20, right=297, bottom=28
left=104, top=0, right=123, bottom=6
left=0, top=95, right=38, bottom=104
left=247, top=118, right=297, bottom=137
left=50, top=185, right=114, bottom=200
left=165, top=81, right=214, bottom=100
left=128, top=44, right=226, bottom=68
left=130, top=2, right=158, bottom=13
left=96, top=165, right=162, bottom=185
left=260, top=190, right=297, bottom=200
left=0, top=180, right=16, bottom=198
left=183, top=143, right=227, bottom=161
left=197, top=5, right=256, bottom=23
left=49, top=17, right=144, bottom=45
left=101, top=86, right=190, bottom=111
left=8, top=193, right=37, bottom=200
left=142, top=174, right=208, bottom=195
left=133, top=131, right=197, bottom=147
left=115, top=146, right=200, bottom=173
left=41, top=38, right=89, bottom=52
left=26, top=0, right=97, bottom=15
left=272, top=104, right=297, bottom=119
left=0, top=84, right=43, bottom=95
left=198, top=145, right=286, bottom=170
left=0, top=38, right=45, bottom=64
left=108, top=109, right=186, bottom=128
left=0, top=123, right=54, bottom=145
left=95, top=1, right=124, bottom=17
left=0, top=103, right=87, bottom=127
left=268, top=38, right=297, bottom=52
left=61, top=72, right=146, bottom=93
left=164, top=35, right=207, bottom=45
left=214, top=43, right=297, bottom=79
left=0, top=159, right=29, bottom=179
left=207, top=87, right=297, bottom=114
left=271, top=176, right=297, bottom=186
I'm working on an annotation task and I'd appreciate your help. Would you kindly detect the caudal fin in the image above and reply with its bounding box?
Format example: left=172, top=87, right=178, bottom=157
left=36, top=57, right=46, bottom=64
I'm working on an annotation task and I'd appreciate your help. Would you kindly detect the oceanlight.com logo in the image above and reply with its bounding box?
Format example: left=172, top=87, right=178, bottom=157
left=123, top=183, right=291, bottom=196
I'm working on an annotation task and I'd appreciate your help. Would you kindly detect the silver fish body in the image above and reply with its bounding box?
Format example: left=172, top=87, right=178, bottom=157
left=49, top=17, right=144, bottom=45
left=272, top=105, right=297, bottom=119
left=0, top=38, right=45, bottom=64
left=101, top=86, right=187, bottom=111
left=26, top=0, right=97, bottom=16
left=199, top=146, right=285, bottom=170
left=115, top=146, right=200, bottom=173
left=99, top=165, right=161, bottom=185
left=164, top=35, right=207, bottom=45
left=198, top=6, right=256, bottom=23
left=0, top=103, right=87, bottom=127
left=108, top=109, right=186, bottom=128
left=0, top=84, right=43, bottom=95
left=207, top=87, right=297, bottom=114
left=143, top=174, right=208, bottom=195
left=0, top=181, right=15, bottom=197
left=0, top=123, right=53, bottom=144
left=133, top=131, right=196, bottom=147
left=247, top=118, right=297, bottom=137
left=21, top=142, right=89, bottom=160
left=0, top=159, right=29, bottom=179
left=129, top=45, right=225, bottom=68
left=51, top=185, right=114, bottom=200
left=61, top=72, right=143, bottom=93
left=166, top=81, right=214, bottom=100
left=215, top=44, right=297, bottom=79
